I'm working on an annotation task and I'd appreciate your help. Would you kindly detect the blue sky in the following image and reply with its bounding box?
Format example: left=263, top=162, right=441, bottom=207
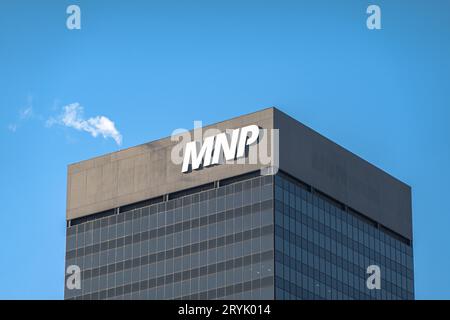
left=0, top=0, right=449, bottom=299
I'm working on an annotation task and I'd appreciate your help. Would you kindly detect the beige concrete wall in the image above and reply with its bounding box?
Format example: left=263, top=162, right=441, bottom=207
left=66, top=108, right=275, bottom=220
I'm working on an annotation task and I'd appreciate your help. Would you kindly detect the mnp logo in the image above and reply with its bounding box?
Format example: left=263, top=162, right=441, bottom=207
left=171, top=122, right=279, bottom=175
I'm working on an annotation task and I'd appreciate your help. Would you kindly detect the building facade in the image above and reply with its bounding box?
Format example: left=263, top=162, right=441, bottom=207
left=64, top=108, right=414, bottom=300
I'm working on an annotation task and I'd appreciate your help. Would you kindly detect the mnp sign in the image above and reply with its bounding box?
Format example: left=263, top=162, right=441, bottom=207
left=181, top=125, right=260, bottom=173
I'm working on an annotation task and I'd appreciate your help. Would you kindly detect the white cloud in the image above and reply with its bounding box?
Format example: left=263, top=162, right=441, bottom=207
left=48, top=103, right=122, bottom=146
left=7, top=124, right=17, bottom=132
left=7, top=96, right=34, bottom=132
left=19, top=106, right=33, bottom=120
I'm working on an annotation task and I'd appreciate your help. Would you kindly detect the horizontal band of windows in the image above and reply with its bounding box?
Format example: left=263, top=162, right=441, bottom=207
left=219, top=170, right=264, bottom=187
left=69, top=172, right=269, bottom=228
left=274, top=200, right=412, bottom=255
left=275, top=250, right=412, bottom=299
left=275, top=283, right=324, bottom=300
left=69, top=181, right=271, bottom=235
left=347, top=207, right=377, bottom=229
left=276, top=209, right=412, bottom=269
left=71, top=277, right=273, bottom=300
left=275, top=230, right=411, bottom=286
left=378, top=225, right=412, bottom=247
left=66, top=199, right=272, bottom=257
left=275, top=275, right=412, bottom=300
left=118, top=196, right=165, bottom=214
left=275, top=171, right=411, bottom=246
left=68, top=252, right=273, bottom=300
left=77, top=225, right=273, bottom=280
left=276, top=212, right=413, bottom=273
left=69, top=209, right=116, bottom=228
left=275, top=276, right=409, bottom=300
left=168, top=182, right=215, bottom=201
left=178, top=276, right=273, bottom=300
left=275, top=224, right=413, bottom=279
left=275, top=171, right=311, bottom=194
left=275, top=245, right=411, bottom=294
left=80, top=197, right=271, bottom=240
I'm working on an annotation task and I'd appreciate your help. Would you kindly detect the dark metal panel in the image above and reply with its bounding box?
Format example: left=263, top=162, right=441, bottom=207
left=274, top=108, right=412, bottom=240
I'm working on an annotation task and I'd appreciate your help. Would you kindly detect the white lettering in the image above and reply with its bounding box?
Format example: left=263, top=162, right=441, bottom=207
left=182, top=135, right=215, bottom=172
left=66, top=5, right=81, bottom=30
left=181, top=125, right=260, bottom=173
left=366, top=265, right=381, bottom=289
left=66, top=265, right=81, bottom=290
left=236, top=125, right=260, bottom=158
left=366, top=5, right=381, bottom=30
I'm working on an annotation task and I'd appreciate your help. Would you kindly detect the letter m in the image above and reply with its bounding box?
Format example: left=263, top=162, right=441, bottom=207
left=182, top=136, right=215, bottom=172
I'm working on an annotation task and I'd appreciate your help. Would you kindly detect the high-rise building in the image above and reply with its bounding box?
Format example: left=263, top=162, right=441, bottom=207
left=64, top=108, right=414, bottom=300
